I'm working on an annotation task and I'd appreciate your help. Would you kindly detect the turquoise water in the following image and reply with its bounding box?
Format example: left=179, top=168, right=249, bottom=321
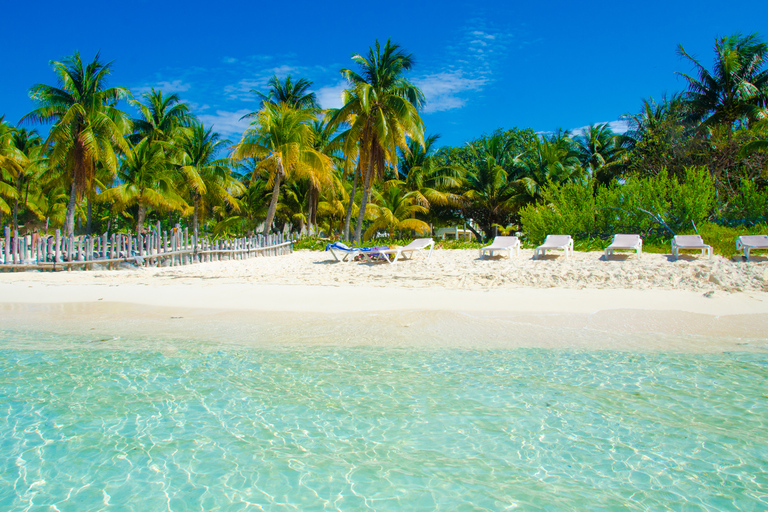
left=1, top=332, right=767, bottom=511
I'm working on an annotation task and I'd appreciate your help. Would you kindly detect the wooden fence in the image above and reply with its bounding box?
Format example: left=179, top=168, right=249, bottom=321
left=0, top=222, right=293, bottom=271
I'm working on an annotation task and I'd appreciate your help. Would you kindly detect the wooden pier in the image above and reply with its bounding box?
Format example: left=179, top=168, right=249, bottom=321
left=0, top=223, right=293, bottom=271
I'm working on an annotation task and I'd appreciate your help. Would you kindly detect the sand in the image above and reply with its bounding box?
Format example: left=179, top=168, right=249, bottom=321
left=1, top=248, right=767, bottom=352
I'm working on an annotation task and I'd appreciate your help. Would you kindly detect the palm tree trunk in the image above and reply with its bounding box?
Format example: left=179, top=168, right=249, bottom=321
left=354, top=158, right=374, bottom=244
left=307, top=186, right=315, bottom=236
left=343, top=167, right=359, bottom=242
left=13, top=197, right=19, bottom=232
left=65, top=180, right=77, bottom=237
left=136, top=202, right=146, bottom=236
left=263, top=161, right=283, bottom=237
left=193, top=196, right=200, bottom=239
left=86, top=197, right=92, bottom=235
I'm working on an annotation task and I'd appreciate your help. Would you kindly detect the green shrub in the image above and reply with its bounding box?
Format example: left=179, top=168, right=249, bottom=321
left=435, top=239, right=484, bottom=250
left=292, top=237, right=330, bottom=251
left=721, top=179, right=768, bottom=224
left=521, top=166, right=717, bottom=244
left=696, top=222, right=768, bottom=257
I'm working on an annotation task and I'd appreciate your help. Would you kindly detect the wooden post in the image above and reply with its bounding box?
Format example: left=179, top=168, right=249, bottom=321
left=67, top=235, right=74, bottom=269
left=54, top=229, right=61, bottom=268
left=163, top=230, right=168, bottom=266
left=0, top=226, right=6, bottom=264
left=85, top=237, right=91, bottom=271
left=110, top=233, right=116, bottom=270
left=183, top=227, right=189, bottom=265
left=36, top=234, right=42, bottom=264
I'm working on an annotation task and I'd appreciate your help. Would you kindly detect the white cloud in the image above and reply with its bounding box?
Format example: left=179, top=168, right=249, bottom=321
left=222, top=65, right=306, bottom=101
left=569, top=120, right=630, bottom=137
left=134, top=79, right=191, bottom=95
left=223, top=78, right=267, bottom=101
left=415, top=72, right=487, bottom=113
left=316, top=81, right=346, bottom=110
left=606, top=119, right=630, bottom=134
left=222, top=57, right=237, bottom=64
left=196, top=109, right=253, bottom=138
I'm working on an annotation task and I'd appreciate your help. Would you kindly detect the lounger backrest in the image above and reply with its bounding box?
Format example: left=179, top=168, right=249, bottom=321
left=738, top=235, right=768, bottom=246
left=402, top=238, right=433, bottom=250
left=612, top=234, right=640, bottom=245
left=493, top=236, right=519, bottom=246
left=674, top=235, right=705, bottom=245
left=544, top=235, right=571, bottom=246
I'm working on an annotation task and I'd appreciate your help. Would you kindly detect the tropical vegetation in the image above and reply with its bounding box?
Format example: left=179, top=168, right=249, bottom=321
left=1, top=33, right=767, bottom=253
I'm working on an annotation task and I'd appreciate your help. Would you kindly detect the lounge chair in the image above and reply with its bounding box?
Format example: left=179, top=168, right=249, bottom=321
left=325, top=242, right=389, bottom=262
left=480, top=236, right=520, bottom=258
left=604, top=234, right=642, bottom=259
left=736, top=235, right=768, bottom=261
left=671, top=235, right=711, bottom=260
left=534, top=235, right=573, bottom=259
left=375, top=238, right=435, bottom=264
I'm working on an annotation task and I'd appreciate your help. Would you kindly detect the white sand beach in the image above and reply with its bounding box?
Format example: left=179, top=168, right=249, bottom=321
left=1, top=248, right=767, bottom=352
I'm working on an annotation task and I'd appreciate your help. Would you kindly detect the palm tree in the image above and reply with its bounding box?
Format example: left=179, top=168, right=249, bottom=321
left=0, top=117, right=21, bottom=227
left=574, top=124, right=626, bottom=183
left=99, top=137, right=187, bottom=235
left=9, top=128, right=45, bottom=230
left=233, top=102, right=332, bottom=236
left=328, top=39, right=426, bottom=244
left=460, top=133, right=519, bottom=240
left=364, top=182, right=430, bottom=240
left=397, top=134, right=463, bottom=211
left=129, top=88, right=194, bottom=144
left=306, top=119, right=344, bottom=235
left=178, top=123, right=244, bottom=237
left=23, top=52, right=131, bottom=237
left=252, top=75, right=320, bottom=110
left=512, top=134, right=584, bottom=206
left=678, top=33, right=768, bottom=132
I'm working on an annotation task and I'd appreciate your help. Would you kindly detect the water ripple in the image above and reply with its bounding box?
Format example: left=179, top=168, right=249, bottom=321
left=0, top=338, right=766, bottom=511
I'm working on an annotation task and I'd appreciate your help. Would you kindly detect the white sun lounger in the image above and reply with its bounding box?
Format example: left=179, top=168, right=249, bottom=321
left=604, top=234, right=642, bottom=258
left=325, top=242, right=361, bottom=262
left=735, top=235, right=768, bottom=261
left=325, top=242, right=388, bottom=262
left=671, top=235, right=711, bottom=260
left=375, top=238, right=435, bottom=264
left=534, top=235, right=573, bottom=259
left=480, top=236, right=520, bottom=258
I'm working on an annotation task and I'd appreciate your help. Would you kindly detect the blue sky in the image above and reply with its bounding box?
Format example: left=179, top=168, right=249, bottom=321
left=3, top=0, right=766, bottom=148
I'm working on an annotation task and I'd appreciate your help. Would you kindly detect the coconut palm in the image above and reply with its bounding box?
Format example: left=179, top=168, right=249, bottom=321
left=328, top=39, right=425, bottom=244
left=305, top=119, right=344, bottom=234
left=0, top=117, right=21, bottom=225
left=397, top=134, right=463, bottom=211
left=364, top=182, right=430, bottom=240
left=23, top=52, right=131, bottom=236
left=178, top=123, right=244, bottom=237
left=460, top=133, right=519, bottom=240
left=573, top=124, right=627, bottom=183
left=8, top=128, right=45, bottom=230
left=252, top=75, right=320, bottom=110
left=129, top=88, right=194, bottom=144
left=512, top=133, right=584, bottom=206
left=678, top=33, right=768, bottom=132
left=100, top=137, right=187, bottom=235
left=233, top=102, right=332, bottom=236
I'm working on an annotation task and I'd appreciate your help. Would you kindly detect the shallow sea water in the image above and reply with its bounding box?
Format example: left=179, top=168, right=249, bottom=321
left=1, top=329, right=767, bottom=511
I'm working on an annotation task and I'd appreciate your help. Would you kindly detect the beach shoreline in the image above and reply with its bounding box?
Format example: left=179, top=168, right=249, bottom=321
left=1, top=249, right=767, bottom=352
